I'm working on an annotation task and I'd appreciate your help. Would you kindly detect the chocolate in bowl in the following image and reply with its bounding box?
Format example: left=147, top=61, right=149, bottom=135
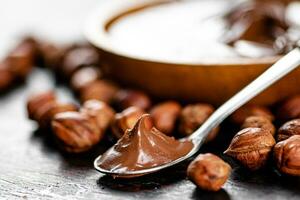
left=85, top=0, right=300, bottom=106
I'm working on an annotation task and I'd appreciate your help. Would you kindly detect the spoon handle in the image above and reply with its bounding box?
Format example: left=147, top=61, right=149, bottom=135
left=190, top=48, right=300, bottom=146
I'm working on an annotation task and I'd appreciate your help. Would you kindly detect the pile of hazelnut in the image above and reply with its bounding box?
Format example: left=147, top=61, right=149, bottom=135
left=2, top=37, right=300, bottom=192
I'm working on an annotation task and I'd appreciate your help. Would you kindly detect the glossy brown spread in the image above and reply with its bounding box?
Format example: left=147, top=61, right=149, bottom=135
left=98, top=114, right=193, bottom=174
left=224, top=0, right=299, bottom=57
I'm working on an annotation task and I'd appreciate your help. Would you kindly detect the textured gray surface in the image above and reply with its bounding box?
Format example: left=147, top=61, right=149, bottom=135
left=1, top=1, right=300, bottom=199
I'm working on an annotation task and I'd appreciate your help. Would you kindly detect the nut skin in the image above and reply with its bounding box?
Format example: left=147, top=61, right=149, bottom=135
left=52, top=112, right=101, bottom=153
left=80, top=80, right=119, bottom=104
left=277, top=95, right=300, bottom=121
left=179, top=104, right=219, bottom=142
left=27, top=91, right=56, bottom=120
left=277, top=119, right=300, bottom=142
left=224, top=127, right=276, bottom=170
left=150, top=101, right=181, bottom=135
left=274, top=135, right=300, bottom=176
left=0, top=66, right=15, bottom=91
left=37, top=41, right=66, bottom=70
left=26, top=91, right=78, bottom=127
left=113, top=89, right=152, bottom=111
left=61, top=45, right=100, bottom=78
left=231, top=105, right=274, bottom=125
left=70, top=66, right=102, bottom=92
left=187, top=153, right=231, bottom=192
left=241, top=116, right=275, bottom=136
left=80, top=100, right=115, bottom=134
left=111, top=106, right=145, bottom=139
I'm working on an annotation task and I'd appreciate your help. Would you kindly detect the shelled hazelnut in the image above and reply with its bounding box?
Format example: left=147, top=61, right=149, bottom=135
left=113, top=89, right=152, bottom=111
left=274, top=135, right=300, bottom=176
left=150, top=101, right=181, bottom=135
left=52, top=112, right=101, bottom=153
left=80, top=100, right=115, bottom=134
left=70, top=66, right=102, bottom=92
left=61, top=45, right=100, bottom=78
left=224, top=127, right=275, bottom=170
left=231, top=105, right=274, bottom=125
left=241, top=116, right=275, bottom=136
left=79, top=80, right=119, bottom=103
left=187, top=153, right=231, bottom=191
left=277, top=95, right=300, bottom=121
left=26, top=91, right=78, bottom=128
left=179, top=104, right=219, bottom=142
left=277, top=119, right=300, bottom=142
left=111, top=106, right=145, bottom=139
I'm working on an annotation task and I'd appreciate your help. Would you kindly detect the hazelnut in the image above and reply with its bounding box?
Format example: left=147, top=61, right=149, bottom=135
left=224, top=127, right=275, bottom=170
left=231, top=105, right=274, bottom=125
left=61, top=45, right=100, bottom=77
left=277, top=119, right=300, bottom=142
left=27, top=91, right=56, bottom=120
left=80, top=80, right=119, bottom=103
left=150, top=101, right=181, bottom=135
left=274, top=135, right=300, bottom=176
left=5, top=37, right=39, bottom=79
left=38, top=103, right=78, bottom=128
left=111, top=106, right=145, bottom=139
left=187, top=153, right=231, bottom=191
left=80, top=100, right=115, bottom=134
left=0, top=66, right=15, bottom=91
left=52, top=112, right=101, bottom=153
left=241, top=116, right=275, bottom=136
left=277, top=95, right=300, bottom=121
left=38, top=41, right=66, bottom=70
left=26, top=91, right=78, bottom=127
left=70, top=66, right=102, bottom=92
left=113, top=89, right=152, bottom=111
left=179, top=104, right=219, bottom=142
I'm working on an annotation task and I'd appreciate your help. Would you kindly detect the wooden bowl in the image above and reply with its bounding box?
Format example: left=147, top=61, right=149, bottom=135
left=85, top=0, right=300, bottom=106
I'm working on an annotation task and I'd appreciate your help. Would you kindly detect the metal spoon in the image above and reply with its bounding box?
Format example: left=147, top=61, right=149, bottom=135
left=94, top=47, right=300, bottom=178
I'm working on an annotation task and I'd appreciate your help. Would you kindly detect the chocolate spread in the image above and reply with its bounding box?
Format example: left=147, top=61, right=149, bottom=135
left=224, top=0, right=300, bottom=57
left=97, top=114, right=193, bottom=174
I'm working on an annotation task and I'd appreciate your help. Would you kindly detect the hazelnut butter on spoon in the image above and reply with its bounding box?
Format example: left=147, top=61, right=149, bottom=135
left=97, top=114, right=193, bottom=176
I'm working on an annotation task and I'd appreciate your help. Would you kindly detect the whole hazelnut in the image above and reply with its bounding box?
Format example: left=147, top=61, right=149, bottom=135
left=111, top=106, right=145, bottom=139
left=27, top=91, right=56, bottom=120
left=80, top=100, right=115, bottom=134
left=5, top=37, right=39, bottom=78
left=179, top=104, right=219, bottom=142
left=38, top=41, right=66, bottom=70
left=70, top=66, right=102, bottom=92
left=150, top=101, right=181, bottom=135
left=113, top=89, right=152, bottom=111
left=224, top=127, right=275, bottom=170
left=274, top=135, right=300, bottom=176
left=52, top=112, right=101, bottom=153
left=80, top=80, right=119, bottom=103
left=187, top=153, right=231, bottom=192
left=61, top=45, right=100, bottom=77
left=231, top=105, right=274, bottom=125
left=0, top=66, right=15, bottom=91
left=277, top=95, right=300, bottom=121
left=277, top=119, right=300, bottom=142
left=38, top=103, right=78, bottom=128
left=241, top=116, right=275, bottom=136
left=26, top=91, right=78, bottom=127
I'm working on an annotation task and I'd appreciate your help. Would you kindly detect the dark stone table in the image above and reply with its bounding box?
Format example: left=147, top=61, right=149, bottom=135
left=1, top=0, right=300, bottom=199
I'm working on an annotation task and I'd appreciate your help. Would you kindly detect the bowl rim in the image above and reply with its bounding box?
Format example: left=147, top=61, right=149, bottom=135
left=84, top=0, right=280, bottom=67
